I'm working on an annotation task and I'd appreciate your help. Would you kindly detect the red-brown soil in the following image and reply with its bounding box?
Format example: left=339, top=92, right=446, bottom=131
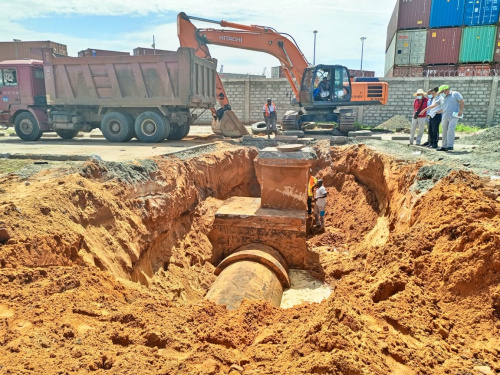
left=0, top=143, right=499, bottom=374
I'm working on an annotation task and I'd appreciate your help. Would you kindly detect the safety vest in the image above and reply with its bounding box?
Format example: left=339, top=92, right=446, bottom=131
left=308, top=176, right=317, bottom=197
left=264, top=103, right=277, bottom=117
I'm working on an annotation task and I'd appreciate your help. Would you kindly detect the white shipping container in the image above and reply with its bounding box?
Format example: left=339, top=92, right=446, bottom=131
left=394, top=30, right=428, bottom=65
left=385, top=34, right=397, bottom=76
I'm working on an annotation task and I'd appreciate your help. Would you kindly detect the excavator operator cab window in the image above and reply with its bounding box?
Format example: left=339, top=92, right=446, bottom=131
left=308, top=66, right=351, bottom=102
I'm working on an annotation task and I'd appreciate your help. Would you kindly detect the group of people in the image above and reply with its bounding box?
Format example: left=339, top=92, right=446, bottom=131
left=308, top=174, right=328, bottom=231
left=410, top=84, right=464, bottom=151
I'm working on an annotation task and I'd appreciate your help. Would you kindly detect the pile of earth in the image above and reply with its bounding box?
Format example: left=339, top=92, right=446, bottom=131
left=457, top=124, right=500, bottom=146
left=0, top=143, right=499, bottom=374
left=374, top=115, right=412, bottom=132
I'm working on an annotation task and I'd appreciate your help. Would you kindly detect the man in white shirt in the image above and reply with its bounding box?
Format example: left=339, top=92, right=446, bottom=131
left=314, top=179, right=328, bottom=230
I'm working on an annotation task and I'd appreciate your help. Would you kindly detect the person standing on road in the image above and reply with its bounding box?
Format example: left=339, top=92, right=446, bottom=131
left=263, top=98, right=278, bottom=139
left=423, top=87, right=442, bottom=148
left=410, top=89, right=428, bottom=146
left=314, top=179, right=328, bottom=230
left=422, top=84, right=464, bottom=151
left=307, top=171, right=317, bottom=215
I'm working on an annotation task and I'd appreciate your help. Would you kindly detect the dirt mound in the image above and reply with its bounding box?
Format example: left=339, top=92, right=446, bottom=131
left=375, top=115, right=412, bottom=132
left=0, top=144, right=499, bottom=374
left=457, top=124, right=500, bottom=145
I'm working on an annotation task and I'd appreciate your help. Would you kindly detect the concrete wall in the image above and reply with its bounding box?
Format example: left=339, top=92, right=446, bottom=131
left=193, top=76, right=500, bottom=127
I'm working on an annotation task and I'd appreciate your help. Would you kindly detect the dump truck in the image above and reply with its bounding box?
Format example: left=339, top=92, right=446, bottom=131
left=0, top=47, right=217, bottom=142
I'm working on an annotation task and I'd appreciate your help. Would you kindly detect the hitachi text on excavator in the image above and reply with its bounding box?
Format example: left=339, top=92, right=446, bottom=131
left=177, top=12, right=389, bottom=137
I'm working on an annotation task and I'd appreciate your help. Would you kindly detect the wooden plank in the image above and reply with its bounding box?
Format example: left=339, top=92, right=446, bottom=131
left=156, top=62, right=175, bottom=99
left=131, top=63, right=148, bottom=98
left=105, top=63, right=122, bottom=98
left=81, top=64, right=98, bottom=99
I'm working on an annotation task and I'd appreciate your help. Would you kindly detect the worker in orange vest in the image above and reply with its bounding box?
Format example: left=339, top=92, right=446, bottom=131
left=307, top=171, right=317, bottom=215
left=262, top=98, right=278, bottom=139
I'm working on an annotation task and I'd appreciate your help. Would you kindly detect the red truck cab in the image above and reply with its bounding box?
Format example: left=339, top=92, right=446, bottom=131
left=0, top=59, right=50, bottom=140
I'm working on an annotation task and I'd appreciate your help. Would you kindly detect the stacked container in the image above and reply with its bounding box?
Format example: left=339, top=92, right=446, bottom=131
left=385, top=0, right=431, bottom=76
left=386, top=0, right=500, bottom=77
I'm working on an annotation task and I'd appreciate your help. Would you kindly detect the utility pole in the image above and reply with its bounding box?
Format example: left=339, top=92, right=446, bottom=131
left=152, top=35, right=156, bottom=55
left=360, top=37, right=367, bottom=76
left=313, top=30, right=318, bottom=65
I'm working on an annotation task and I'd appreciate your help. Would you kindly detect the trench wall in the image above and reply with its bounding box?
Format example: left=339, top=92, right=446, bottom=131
left=193, top=76, right=500, bottom=127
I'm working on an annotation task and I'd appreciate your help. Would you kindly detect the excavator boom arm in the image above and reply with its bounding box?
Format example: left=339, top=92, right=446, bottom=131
left=178, top=12, right=309, bottom=102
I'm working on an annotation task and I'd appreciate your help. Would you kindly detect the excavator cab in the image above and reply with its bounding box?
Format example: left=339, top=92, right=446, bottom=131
left=299, top=65, right=352, bottom=110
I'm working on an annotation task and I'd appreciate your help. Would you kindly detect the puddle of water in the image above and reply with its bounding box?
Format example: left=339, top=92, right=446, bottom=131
left=280, top=270, right=332, bottom=309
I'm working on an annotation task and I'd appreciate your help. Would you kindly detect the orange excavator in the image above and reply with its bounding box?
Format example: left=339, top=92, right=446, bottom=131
left=177, top=12, right=388, bottom=136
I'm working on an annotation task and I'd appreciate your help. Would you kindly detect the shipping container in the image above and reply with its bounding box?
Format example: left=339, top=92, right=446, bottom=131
left=385, top=0, right=431, bottom=52
left=347, top=69, right=375, bottom=77
left=385, top=34, right=397, bottom=76
left=459, top=25, right=497, bottom=62
left=494, top=27, right=500, bottom=61
left=430, top=0, right=466, bottom=28
left=386, top=1, right=399, bottom=52
left=425, top=28, right=462, bottom=64
left=424, top=65, right=458, bottom=76
left=458, top=63, right=492, bottom=75
left=78, top=49, right=130, bottom=57
left=271, top=66, right=286, bottom=78
left=394, top=30, right=427, bottom=65
left=386, top=66, right=424, bottom=77
left=0, top=41, right=67, bottom=61
left=133, top=47, right=171, bottom=55
left=464, top=0, right=500, bottom=26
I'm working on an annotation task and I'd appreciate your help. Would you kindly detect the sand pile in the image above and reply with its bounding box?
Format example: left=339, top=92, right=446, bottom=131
left=457, top=124, right=500, bottom=145
left=0, top=145, right=498, bottom=374
left=375, top=115, right=412, bottom=132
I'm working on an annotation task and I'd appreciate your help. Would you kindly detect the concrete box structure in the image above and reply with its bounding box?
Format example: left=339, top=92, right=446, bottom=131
left=256, top=146, right=317, bottom=211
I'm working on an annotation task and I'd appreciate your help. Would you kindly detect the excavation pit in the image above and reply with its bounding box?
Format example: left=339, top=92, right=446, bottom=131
left=0, top=142, right=499, bottom=374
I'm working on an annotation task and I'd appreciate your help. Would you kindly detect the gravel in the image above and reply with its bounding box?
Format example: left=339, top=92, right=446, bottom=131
left=374, top=115, right=412, bottom=132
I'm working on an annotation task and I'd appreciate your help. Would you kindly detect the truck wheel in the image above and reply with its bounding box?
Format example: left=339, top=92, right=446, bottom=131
left=134, top=111, right=170, bottom=143
left=14, top=112, right=42, bottom=141
left=166, top=122, right=190, bottom=140
left=123, top=113, right=136, bottom=142
left=101, top=112, right=134, bottom=142
left=56, top=130, right=80, bottom=139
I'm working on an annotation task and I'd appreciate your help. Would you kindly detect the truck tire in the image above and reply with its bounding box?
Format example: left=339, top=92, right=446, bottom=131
left=56, top=130, right=80, bottom=139
left=14, top=112, right=43, bottom=141
left=101, top=112, right=134, bottom=142
left=167, top=122, right=190, bottom=140
left=122, top=113, right=136, bottom=142
left=134, top=111, right=170, bottom=143
left=251, top=121, right=267, bottom=135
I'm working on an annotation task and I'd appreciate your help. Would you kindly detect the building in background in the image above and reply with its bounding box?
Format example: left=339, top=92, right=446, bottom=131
left=78, top=49, right=129, bottom=57
left=385, top=0, right=500, bottom=77
left=0, top=40, right=67, bottom=61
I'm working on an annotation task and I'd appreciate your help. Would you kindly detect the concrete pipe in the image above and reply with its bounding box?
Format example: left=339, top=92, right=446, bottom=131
left=205, top=244, right=290, bottom=310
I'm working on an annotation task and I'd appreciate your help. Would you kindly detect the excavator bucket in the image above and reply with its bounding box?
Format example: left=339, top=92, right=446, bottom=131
left=218, top=110, right=249, bottom=137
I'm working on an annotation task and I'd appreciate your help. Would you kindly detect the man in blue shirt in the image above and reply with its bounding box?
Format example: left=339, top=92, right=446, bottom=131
left=421, top=84, right=464, bottom=151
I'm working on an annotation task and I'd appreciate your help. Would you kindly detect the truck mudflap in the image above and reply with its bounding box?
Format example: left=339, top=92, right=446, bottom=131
left=218, top=110, right=249, bottom=137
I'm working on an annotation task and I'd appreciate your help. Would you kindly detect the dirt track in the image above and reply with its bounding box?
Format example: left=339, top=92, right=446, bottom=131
left=0, top=127, right=499, bottom=374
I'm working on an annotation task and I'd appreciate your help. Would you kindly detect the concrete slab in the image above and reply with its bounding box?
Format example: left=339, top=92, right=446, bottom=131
left=348, top=130, right=372, bottom=137
left=357, top=136, right=382, bottom=140
left=209, top=197, right=307, bottom=268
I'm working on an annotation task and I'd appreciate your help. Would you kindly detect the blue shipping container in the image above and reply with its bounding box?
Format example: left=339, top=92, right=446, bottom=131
left=464, top=0, right=500, bottom=26
left=430, top=0, right=466, bottom=28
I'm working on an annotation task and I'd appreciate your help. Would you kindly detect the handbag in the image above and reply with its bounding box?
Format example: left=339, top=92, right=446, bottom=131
left=413, top=100, right=425, bottom=119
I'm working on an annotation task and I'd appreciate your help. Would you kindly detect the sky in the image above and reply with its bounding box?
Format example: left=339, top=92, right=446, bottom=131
left=1, top=0, right=396, bottom=77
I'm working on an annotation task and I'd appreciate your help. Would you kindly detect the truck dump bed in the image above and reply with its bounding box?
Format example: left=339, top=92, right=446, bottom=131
left=41, top=47, right=216, bottom=109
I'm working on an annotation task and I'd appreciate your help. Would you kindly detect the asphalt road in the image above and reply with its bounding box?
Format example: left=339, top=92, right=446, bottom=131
left=0, top=126, right=227, bottom=162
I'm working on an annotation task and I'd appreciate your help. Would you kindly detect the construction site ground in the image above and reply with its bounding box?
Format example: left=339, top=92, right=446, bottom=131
left=0, top=124, right=499, bottom=375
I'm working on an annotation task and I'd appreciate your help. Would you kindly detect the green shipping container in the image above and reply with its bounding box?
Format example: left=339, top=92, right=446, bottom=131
left=459, top=25, right=497, bottom=63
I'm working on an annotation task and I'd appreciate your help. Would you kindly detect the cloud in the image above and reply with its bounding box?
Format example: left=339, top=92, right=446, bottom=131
left=1, top=0, right=396, bottom=76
